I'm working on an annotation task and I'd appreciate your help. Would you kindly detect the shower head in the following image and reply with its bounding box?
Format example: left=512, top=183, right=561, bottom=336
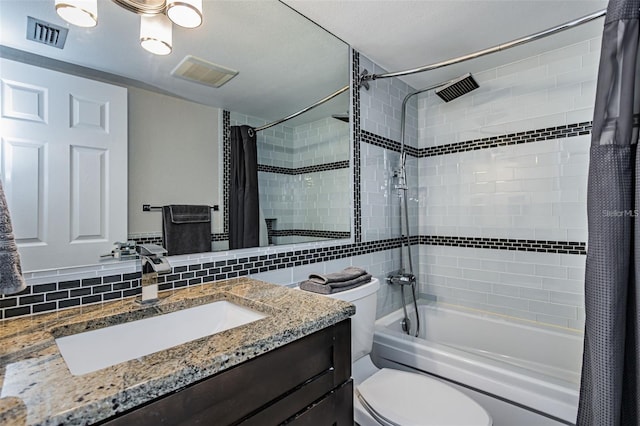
left=435, top=73, right=479, bottom=102
left=331, top=112, right=349, bottom=123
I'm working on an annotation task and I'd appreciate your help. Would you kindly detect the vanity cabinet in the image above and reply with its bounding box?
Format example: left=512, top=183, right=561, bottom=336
left=100, top=319, right=352, bottom=425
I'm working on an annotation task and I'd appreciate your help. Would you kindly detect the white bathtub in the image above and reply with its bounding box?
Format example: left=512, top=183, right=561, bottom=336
left=372, top=301, right=583, bottom=425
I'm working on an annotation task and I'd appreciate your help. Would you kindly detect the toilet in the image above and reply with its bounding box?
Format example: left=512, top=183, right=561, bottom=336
left=303, top=278, right=492, bottom=426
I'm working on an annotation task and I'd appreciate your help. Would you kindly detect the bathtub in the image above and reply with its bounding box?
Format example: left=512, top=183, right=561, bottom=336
left=372, top=301, right=583, bottom=425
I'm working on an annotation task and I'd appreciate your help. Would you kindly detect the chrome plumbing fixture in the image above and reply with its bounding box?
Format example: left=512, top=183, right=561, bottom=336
left=386, top=271, right=416, bottom=286
left=136, top=244, right=171, bottom=304
left=389, top=73, right=480, bottom=338
left=100, top=240, right=138, bottom=259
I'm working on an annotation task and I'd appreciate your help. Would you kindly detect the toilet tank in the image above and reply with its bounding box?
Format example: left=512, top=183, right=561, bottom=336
left=325, top=278, right=380, bottom=362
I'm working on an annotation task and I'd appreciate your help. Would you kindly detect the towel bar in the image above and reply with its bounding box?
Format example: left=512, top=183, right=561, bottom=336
left=143, top=204, right=219, bottom=212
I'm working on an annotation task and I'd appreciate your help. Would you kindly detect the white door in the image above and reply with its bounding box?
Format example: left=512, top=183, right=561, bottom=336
left=0, top=58, right=127, bottom=271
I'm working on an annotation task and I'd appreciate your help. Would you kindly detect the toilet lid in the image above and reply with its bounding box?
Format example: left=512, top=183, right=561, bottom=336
left=357, top=369, right=492, bottom=426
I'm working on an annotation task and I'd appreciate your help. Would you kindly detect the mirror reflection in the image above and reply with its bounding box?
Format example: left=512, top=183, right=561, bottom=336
left=0, top=0, right=350, bottom=271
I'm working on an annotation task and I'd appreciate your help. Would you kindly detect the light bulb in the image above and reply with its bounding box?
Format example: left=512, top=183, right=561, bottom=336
left=140, top=14, right=172, bottom=56
left=55, top=0, right=97, bottom=28
left=166, top=0, right=203, bottom=29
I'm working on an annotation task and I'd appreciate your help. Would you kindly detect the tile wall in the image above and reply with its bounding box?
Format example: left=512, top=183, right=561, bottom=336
left=358, top=54, right=421, bottom=316
left=2, top=34, right=599, bottom=330
left=0, top=50, right=382, bottom=320
left=416, top=36, right=600, bottom=329
left=231, top=112, right=351, bottom=240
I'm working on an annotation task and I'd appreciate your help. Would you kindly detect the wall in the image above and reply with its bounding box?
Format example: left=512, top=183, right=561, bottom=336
left=416, top=37, right=599, bottom=329
left=1, top=36, right=597, bottom=331
left=0, top=49, right=411, bottom=321
left=127, top=87, right=220, bottom=239
left=357, top=53, right=421, bottom=317
left=230, top=112, right=351, bottom=242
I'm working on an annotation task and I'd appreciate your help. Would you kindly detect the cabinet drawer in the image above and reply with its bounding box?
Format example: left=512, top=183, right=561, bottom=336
left=282, top=380, right=353, bottom=426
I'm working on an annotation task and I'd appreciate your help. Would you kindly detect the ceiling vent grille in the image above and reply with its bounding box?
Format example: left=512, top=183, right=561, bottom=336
left=171, top=56, right=239, bottom=88
left=26, top=16, right=68, bottom=49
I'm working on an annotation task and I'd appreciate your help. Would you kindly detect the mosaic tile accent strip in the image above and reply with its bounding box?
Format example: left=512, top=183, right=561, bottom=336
left=360, top=130, right=420, bottom=157
left=0, top=233, right=586, bottom=320
left=0, top=237, right=403, bottom=320
left=129, top=234, right=163, bottom=246
left=257, top=160, right=349, bottom=175
left=362, top=122, right=592, bottom=158
left=130, top=234, right=229, bottom=245
left=420, top=235, right=586, bottom=255
left=1, top=272, right=143, bottom=320
left=212, top=233, right=228, bottom=242
left=223, top=110, right=231, bottom=236
left=270, top=229, right=351, bottom=239
left=353, top=50, right=362, bottom=243
left=423, top=122, right=592, bottom=157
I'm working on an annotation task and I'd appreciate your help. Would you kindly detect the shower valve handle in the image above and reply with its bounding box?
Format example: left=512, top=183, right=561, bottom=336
left=386, top=272, right=416, bottom=286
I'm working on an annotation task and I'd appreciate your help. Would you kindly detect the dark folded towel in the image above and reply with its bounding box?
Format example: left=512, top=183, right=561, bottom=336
left=299, top=266, right=372, bottom=295
left=308, top=266, right=367, bottom=285
left=162, top=205, right=211, bottom=256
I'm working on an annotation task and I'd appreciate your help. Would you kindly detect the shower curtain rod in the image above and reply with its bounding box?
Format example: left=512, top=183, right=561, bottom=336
left=254, top=84, right=350, bottom=132
left=253, top=8, right=605, bottom=132
left=358, top=8, right=607, bottom=86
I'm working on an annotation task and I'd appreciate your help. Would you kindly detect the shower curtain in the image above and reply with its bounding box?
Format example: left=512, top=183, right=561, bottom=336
left=229, top=125, right=260, bottom=249
left=578, top=0, right=640, bottom=425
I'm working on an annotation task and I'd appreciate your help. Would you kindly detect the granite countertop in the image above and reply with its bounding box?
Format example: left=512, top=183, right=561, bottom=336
left=0, top=278, right=355, bottom=425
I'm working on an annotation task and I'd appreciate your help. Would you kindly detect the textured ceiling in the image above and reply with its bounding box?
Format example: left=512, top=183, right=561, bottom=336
left=283, top=0, right=608, bottom=89
left=0, top=1, right=609, bottom=123
left=0, top=0, right=349, bottom=125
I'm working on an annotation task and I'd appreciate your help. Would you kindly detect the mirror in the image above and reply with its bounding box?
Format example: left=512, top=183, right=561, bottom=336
left=0, top=0, right=350, bottom=271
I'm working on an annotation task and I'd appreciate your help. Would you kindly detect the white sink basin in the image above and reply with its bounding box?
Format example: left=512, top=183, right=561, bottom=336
left=55, top=300, right=267, bottom=375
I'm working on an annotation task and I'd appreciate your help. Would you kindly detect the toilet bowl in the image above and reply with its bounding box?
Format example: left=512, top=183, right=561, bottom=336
left=299, top=278, right=492, bottom=426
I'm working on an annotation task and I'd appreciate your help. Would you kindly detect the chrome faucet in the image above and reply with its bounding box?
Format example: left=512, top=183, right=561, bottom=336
left=136, top=244, right=171, bottom=304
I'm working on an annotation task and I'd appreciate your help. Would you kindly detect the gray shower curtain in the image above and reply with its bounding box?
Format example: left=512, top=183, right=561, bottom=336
left=578, top=0, right=640, bottom=424
left=229, top=125, right=260, bottom=249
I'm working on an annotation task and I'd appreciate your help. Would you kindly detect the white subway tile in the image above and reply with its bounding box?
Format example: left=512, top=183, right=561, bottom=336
left=520, top=287, right=550, bottom=302
left=499, top=272, right=543, bottom=288
left=496, top=56, right=541, bottom=78
left=539, top=40, right=590, bottom=64
left=529, top=300, right=577, bottom=319
left=492, top=283, right=521, bottom=297
left=488, top=293, right=530, bottom=311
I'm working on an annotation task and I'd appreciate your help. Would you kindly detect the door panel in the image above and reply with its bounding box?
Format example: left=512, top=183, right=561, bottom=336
left=0, top=58, right=127, bottom=271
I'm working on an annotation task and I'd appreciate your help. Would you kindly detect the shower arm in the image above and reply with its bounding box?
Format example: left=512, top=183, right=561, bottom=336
left=398, top=79, right=458, bottom=170
left=360, top=8, right=606, bottom=86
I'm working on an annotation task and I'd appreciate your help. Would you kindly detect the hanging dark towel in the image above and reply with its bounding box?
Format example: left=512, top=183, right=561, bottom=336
left=162, top=205, right=211, bottom=256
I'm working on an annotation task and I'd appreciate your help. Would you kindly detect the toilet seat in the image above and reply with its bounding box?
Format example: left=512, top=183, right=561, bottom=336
left=356, top=368, right=492, bottom=426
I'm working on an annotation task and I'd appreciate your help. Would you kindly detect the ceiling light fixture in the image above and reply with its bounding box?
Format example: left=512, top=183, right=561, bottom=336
left=140, top=14, right=172, bottom=55
left=166, top=0, right=203, bottom=29
left=54, top=0, right=203, bottom=55
left=55, top=0, right=98, bottom=28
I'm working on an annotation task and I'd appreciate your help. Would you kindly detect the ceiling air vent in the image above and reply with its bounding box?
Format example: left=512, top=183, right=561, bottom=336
left=171, top=56, right=239, bottom=88
left=26, top=16, right=68, bottom=49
